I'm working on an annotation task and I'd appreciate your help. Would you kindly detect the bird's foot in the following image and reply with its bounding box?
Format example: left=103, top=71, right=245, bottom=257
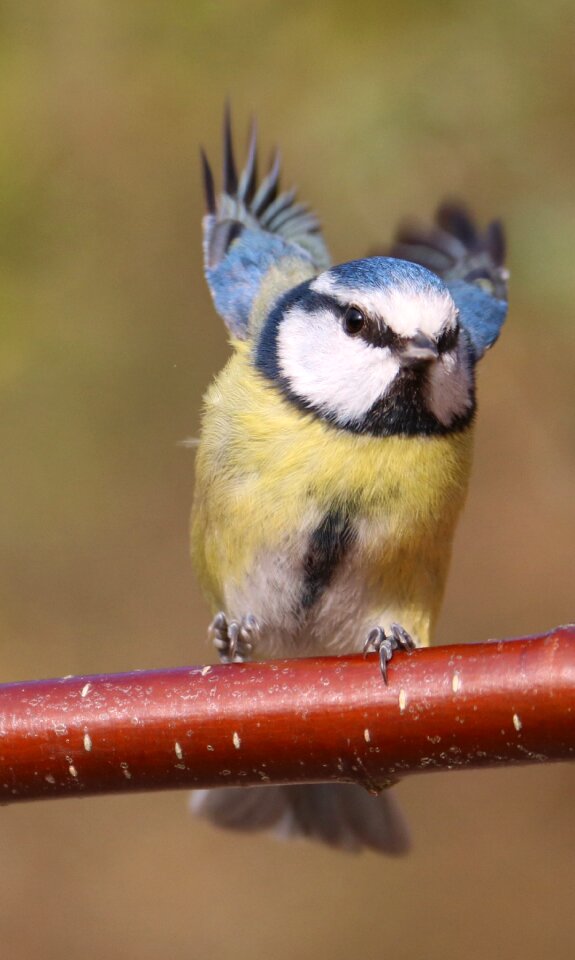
left=363, top=623, right=416, bottom=684
left=209, top=612, right=260, bottom=664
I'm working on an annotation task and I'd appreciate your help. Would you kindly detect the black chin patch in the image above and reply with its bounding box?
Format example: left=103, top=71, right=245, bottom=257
left=270, top=365, right=475, bottom=438
left=351, top=368, right=475, bottom=437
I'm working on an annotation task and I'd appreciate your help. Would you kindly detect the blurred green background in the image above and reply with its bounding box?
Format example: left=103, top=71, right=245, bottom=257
left=1, top=1, right=574, bottom=958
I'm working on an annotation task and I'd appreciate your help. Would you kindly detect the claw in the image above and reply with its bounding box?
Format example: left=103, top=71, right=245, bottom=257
left=380, top=654, right=388, bottom=685
left=363, top=624, right=416, bottom=684
left=389, top=623, right=417, bottom=652
left=208, top=612, right=260, bottom=664
left=227, top=621, right=240, bottom=661
left=363, top=626, right=382, bottom=656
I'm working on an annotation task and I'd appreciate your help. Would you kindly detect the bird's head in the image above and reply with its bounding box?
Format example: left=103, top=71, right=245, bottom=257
left=256, top=257, right=475, bottom=436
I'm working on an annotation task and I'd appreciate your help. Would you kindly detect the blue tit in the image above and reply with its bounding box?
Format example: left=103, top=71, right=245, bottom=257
left=190, top=109, right=509, bottom=854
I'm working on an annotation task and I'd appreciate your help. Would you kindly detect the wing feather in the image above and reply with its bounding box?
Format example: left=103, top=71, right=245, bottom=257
left=201, top=109, right=330, bottom=338
left=387, top=202, right=509, bottom=360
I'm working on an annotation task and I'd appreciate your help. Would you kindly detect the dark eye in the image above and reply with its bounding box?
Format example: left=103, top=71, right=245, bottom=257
left=343, top=306, right=366, bottom=336
left=437, top=324, right=459, bottom=353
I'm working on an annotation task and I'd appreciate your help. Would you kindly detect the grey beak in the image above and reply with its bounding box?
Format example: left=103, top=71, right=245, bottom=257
left=402, top=331, right=438, bottom=367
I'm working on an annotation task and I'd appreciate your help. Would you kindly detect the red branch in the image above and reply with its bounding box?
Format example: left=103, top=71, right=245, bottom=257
left=0, top=626, right=573, bottom=804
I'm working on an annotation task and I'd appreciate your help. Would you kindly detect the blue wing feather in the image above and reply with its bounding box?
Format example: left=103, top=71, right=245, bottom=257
left=204, top=227, right=312, bottom=339
left=201, top=110, right=330, bottom=339
left=447, top=280, right=507, bottom=359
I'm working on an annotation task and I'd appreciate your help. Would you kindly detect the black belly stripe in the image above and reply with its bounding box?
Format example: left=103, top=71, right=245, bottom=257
left=301, top=509, right=356, bottom=611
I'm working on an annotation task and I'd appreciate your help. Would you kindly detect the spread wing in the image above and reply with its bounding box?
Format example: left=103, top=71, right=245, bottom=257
left=387, top=202, right=509, bottom=361
left=201, top=107, right=331, bottom=339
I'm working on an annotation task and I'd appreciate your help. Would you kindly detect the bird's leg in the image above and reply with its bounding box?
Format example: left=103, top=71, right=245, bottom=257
left=209, top=612, right=260, bottom=664
left=363, top=623, right=416, bottom=684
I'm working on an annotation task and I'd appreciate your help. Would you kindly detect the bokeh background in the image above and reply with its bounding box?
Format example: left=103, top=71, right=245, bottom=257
left=1, top=2, right=574, bottom=958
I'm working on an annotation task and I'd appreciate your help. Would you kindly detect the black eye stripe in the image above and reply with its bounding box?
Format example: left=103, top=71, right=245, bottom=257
left=366, top=322, right=398, bottom=349
left=437, top=324, right=460, bottom=353
left=341, top=305, right=399, bottom=348
left=269, top=284, right=457, bottom=354
left=296, top=291, right=397, bottom=348
left=363, top=316, right=399, bottom=349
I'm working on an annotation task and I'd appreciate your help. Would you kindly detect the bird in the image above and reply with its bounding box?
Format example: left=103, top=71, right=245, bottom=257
left=190, top=107, right=509, bottom=854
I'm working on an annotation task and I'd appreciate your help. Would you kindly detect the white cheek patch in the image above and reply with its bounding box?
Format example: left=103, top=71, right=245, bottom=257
left=277, top=305, right=400, bottom=424
left=425, top=348, right=473, bottom=426
left=311, top=273, right=457, bottom=339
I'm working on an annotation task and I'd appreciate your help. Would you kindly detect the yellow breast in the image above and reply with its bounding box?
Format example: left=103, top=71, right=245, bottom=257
left=192, top=342, right=474, bottom=644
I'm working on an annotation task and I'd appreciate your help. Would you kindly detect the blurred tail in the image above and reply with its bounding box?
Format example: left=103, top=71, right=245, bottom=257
left=190, top=783, right=410, bottom=855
